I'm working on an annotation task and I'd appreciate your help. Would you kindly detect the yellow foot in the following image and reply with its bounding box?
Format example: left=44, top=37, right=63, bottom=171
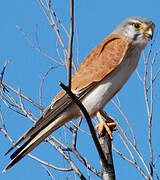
left=96, top=111, right=117, bottom=140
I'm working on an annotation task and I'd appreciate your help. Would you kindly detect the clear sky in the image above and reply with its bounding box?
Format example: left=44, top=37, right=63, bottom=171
left=0, top=0, right=160, bottom=180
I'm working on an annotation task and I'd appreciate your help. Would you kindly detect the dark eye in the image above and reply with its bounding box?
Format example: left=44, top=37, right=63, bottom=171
left=133, top=23, right=143, bottom=30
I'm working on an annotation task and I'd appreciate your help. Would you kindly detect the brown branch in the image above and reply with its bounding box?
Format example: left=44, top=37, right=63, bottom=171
left=97, top=129, right=115, bottom=180
left=70, top=117, right=101, bottom=177
left=1, top=81, right=44, bottom=111
left=111, top=100, right=152, bottom=179
left=148, top=51, right=154, bottom=176
left=0, top=109, right=7, bottom=132
left=59, top=82, right=111, bottom=175
left=56, top=39, right=66, bottom=65
left=41, top=164, right=56, bottom=180
left=112, top=145, right=148, bottom=179
left=18, top=88, right=36, bottom=123
left=67, top=0, right=74, bottom=90
left=71, top=148, right=101, bottom=178
left=38, top=0, right=68, bottom=58
left=112, top=100, right=136, bottom=146
left=69, top=120, right=91, bottom=136
left=49, top=135, right=69, bottom=150
left=39, top=65, right=55, bottom=114
left=75, top=18, right=80, bottom=67
left=72, top=117, right=82, bottom=149
left=29, top=152, right=73, bottom=172
left=0, top=91, right=27, bottom=117
left=16, top=25, right=62, bottom=65
left=49, top=5, right=69, bottom=37
left=116, top=129, right=136, bottom=163
left=0, top=61, right=9, bottom=92
left=142, top=38, right=158, bottom=178
left=38, top=0, right=77, bottom=71
left=47, top=137, right=86, bottom=180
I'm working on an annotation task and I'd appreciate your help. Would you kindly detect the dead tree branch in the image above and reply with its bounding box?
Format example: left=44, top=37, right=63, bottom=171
left=67, top=0, right=74, bottom=89
left=59, top=81, right=115, bottom=179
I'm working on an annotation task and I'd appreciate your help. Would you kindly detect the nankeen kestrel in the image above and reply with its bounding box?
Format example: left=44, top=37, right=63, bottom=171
left=4, top=17, right=155, bottom=172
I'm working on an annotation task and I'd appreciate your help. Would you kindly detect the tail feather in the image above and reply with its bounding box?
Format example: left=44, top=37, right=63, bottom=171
left=3, top=115, right=69, bottom=172
left=4, top=94, right=74, bottom=157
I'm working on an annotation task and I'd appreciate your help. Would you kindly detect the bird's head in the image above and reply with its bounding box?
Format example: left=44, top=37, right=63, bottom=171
left=114, top=16, right=155, bottom=49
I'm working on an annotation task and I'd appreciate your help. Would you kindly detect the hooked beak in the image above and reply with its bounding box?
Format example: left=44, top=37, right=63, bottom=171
left=144, top=27, right=153, bottom=40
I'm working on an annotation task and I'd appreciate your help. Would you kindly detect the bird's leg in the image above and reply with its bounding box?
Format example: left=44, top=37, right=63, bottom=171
left=96, top=110, right=117, bottom=140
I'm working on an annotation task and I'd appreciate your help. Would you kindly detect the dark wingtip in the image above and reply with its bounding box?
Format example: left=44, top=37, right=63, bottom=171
left=2, top=161, right=15, bottom=173
left=4, top=146, right=14, bottom=156
left=2, top=163, right=11, bottom=173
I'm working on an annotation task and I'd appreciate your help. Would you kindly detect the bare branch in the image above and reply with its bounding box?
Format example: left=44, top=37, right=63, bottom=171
left=39, top=65, right=56, bottom=114
left=97, top=128, right=115, bottom=180
left=72, top=148, right=101, bottom=178
left=72, top=117, right=82, bottom=149
left=16, top=25, right=62, bottom=65
left=1, top=81, right=44, bottom=111
left=49, top=5, right=69, bottom=37
left=0, top=61, right=9, bottom=92
left=136, top=69, right=143, bottom=83
left=47, top=138, right=86, bottom=180
left=112, top=145, right=148, bottom=179
left=111, top=100, right=152, bottom=179
left=67, top=0, right=74, bottom=89
left=38, top=0, right=68, bottom=58
left=112, top=100, right=136, bottom=146
left=59, top=82, right=111, bottom=175
left=0, top=109, right=7, bottom=132
left=42, top=164, right=56, bottom=180
left=18, top=88, right=36, bottom=123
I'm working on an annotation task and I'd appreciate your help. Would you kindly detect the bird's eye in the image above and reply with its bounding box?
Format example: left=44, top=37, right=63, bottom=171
left=133, top=23, right=143, bottom=30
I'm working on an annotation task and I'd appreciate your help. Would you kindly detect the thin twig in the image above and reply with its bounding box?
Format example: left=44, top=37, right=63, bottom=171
left=148, top=51, right=154, bottom=176
left=47, top=137, right=86, bottom=180
left=0, top=61, right=9, bottom=92
left=112, top=100, right=136, bottom=146
left=72, top=117, right=82, bottom=149
left=111, top=100, right=152, bottom=179
left=39, top=65, right=55, bottom=114
left=67, top=0, right=74, bottom=89
left=0, top=92, right=27, bottom=117
left=42, top=164, right=56, bottom=180
left=136, top=69, right=143, bottom=83
left=49, top=6, right=69, bottom=37
left=69, top=121, right=91, bottom=136
left=71, top=148, right=101, bottom=177
left=113, top=145, right=148, bottom=179
left=38, top=0, right=68, bottom=58
left=16, top=25, right=62, bottom=65
left=18, top=88, right=36, bottom=122
left=116, top=130, right=136, bottom=163
left=1, top=81, right=44, bottom=111
left=0, top=109, right=7, bottom=132
left=75, top=17, right=80, bottom=67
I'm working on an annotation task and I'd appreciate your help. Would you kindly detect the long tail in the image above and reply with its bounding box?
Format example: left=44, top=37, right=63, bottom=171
left=3, top=93, right=75, bottom=172
left=3, top=114, right=69, bottom=172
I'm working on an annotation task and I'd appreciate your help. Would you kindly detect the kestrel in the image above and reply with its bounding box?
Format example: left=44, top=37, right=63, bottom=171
left=3, top=16, right=155, bottom=172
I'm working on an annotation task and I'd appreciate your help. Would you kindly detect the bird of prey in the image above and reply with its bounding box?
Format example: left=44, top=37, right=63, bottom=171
left=3, top=16, right=155, bottom=172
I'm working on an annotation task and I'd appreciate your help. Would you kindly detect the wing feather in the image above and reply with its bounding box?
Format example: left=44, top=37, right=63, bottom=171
left=54, top=33, right=130, bottom=102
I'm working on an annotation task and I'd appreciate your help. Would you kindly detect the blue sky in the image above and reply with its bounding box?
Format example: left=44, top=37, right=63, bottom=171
left=0, top=0, right=160, bottom=180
